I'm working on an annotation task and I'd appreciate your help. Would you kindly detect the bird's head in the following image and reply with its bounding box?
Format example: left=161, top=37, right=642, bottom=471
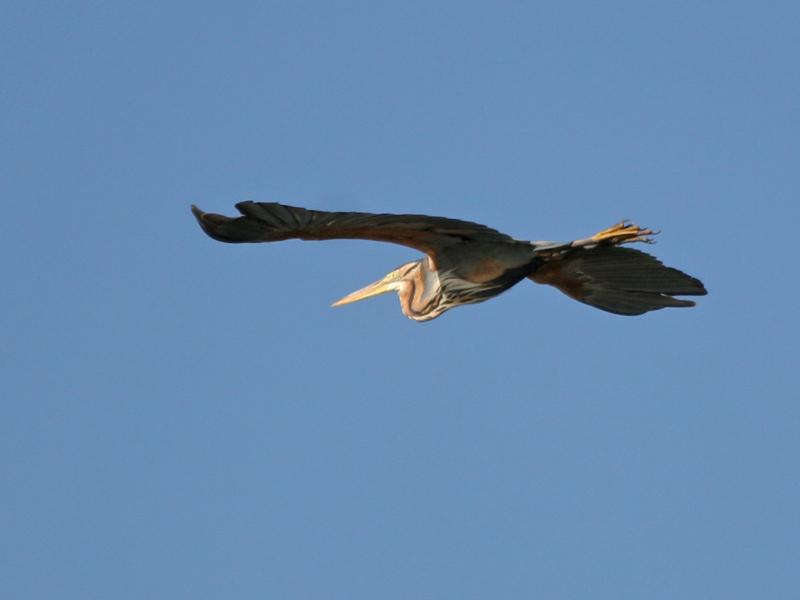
left=331, top=261, right=420, bottom=308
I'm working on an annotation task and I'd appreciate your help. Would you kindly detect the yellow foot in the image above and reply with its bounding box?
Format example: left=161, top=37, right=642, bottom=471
left=590, top=220, right=657, bottom=245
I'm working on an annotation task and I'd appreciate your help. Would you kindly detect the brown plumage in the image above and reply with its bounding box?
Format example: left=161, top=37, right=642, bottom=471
left=192, top=202, right=707, bottom=321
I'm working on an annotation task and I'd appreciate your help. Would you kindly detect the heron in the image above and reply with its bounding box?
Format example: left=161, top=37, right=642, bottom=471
left=191, top=202, right=706, bottom=321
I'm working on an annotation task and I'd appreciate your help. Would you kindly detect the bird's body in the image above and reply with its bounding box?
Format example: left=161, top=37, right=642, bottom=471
left=351, top=252, right=533, bottom=321
left=192, top=202, right=706, bottom=321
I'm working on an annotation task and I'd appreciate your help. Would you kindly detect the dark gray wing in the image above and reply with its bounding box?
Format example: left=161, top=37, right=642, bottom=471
left=531, top=245, right=707, bottom=316
left=191, top=202, right=513, bottom=258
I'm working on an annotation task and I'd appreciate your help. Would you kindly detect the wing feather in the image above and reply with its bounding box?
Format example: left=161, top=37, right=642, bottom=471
left=531, top=246, right=707, bottom=316
left=192, top=202, right=513, bottom=258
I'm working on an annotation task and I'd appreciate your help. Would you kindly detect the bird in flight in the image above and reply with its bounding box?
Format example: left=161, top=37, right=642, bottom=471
left=192, top=202, right=706, bottom=321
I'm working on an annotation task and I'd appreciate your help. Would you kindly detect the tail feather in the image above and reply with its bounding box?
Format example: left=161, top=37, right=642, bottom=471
left=530, top=246, right=707, bottom=316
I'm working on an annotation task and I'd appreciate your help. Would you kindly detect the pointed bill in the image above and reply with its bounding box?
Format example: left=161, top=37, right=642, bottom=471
left=331, top=269, right=403, bottom=307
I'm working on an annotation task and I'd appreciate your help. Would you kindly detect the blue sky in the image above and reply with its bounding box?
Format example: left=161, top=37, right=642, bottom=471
left=2, top=2, right=798, bottom=598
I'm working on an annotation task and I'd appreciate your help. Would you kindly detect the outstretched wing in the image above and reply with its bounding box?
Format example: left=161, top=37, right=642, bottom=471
left=530, top=245, right=707, bottom=316
left=191, top=202, right=513, bottom=258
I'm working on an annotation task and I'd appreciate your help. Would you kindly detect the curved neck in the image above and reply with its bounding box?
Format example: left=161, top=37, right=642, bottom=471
left=398, top=260, right=444, bottom=321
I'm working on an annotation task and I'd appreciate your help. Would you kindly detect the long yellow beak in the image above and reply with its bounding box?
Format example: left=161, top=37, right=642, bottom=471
left=331, top=270, right=402, bottom=307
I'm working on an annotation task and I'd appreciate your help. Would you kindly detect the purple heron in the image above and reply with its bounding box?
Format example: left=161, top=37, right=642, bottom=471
left=192, top=202, right=706, bottom=321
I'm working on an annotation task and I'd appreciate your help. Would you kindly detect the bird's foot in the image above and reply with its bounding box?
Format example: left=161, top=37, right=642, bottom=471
left=589, top=220, right=658, bottom=246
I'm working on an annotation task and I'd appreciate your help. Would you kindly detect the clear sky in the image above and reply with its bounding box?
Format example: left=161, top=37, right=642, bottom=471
left=2, top=2, right=798, bottom=598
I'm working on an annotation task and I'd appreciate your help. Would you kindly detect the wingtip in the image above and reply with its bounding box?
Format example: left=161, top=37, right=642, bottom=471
left=688, top=276, right=708, bottom=296
left=190, top=204, right=223, bottom=238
